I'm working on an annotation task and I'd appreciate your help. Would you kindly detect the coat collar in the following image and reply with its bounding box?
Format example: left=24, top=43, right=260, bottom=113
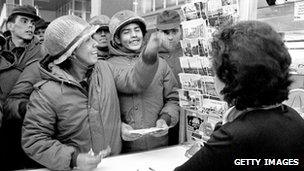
left=0, top=51, right=17, bottom=71
left=222, top=104, right=283, bottom=124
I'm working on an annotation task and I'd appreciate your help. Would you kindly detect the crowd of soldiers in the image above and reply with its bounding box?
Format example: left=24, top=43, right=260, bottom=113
left=1, top=3, right=304, bottom=171
left=0, top=5, right=183, bottom=170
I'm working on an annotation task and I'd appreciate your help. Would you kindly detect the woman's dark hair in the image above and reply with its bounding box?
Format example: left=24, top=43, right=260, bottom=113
left=211, top=21, right=292, bottom=110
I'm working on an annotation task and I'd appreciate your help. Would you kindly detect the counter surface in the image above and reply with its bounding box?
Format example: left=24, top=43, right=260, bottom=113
left=24, top=145, right=189, bottom=171
left=98, top=145, right=189, bottom=171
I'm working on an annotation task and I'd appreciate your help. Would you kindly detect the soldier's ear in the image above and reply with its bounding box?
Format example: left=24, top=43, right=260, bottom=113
left=7, top=22, right=14, bottom=32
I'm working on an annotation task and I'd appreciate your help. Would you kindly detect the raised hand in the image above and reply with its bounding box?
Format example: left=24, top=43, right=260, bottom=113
left=142, top=31, right=164, bottom=64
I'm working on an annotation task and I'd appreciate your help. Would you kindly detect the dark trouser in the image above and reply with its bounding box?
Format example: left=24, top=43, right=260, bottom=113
left=0, top=119, right=43, bottom=170
left=168, top=121, right=180, bottom=145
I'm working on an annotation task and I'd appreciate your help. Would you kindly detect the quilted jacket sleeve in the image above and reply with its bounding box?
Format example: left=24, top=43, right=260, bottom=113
left=159, top=63, right=180, bottom=126
left=110, top=52, right=159, bottom=94
left=5, top=61, right=42, bottom=120
left=22, top=88, right=75, bottom=171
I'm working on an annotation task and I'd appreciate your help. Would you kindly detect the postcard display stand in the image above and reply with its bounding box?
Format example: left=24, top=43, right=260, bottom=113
left=178, top=0, right=239, bottom=148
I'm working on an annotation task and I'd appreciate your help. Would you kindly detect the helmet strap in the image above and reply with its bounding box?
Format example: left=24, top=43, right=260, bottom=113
left=70, top=54, right=93, bottom=70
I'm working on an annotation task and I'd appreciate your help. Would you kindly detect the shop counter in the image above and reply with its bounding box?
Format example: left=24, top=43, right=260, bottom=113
left=24, top=145, right=189, bottom=171
left=98, top=145, right=189, bottom=171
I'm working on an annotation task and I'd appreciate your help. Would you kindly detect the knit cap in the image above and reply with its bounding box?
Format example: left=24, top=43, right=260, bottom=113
left=9, top=5, right=40, bottom=21
left=89, top=15, right=110, bottom=30
left=156, top=10, right=181, bottom=30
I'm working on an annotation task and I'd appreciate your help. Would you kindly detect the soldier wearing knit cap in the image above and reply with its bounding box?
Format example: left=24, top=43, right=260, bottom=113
left=157, top=10, right=182, bottom=52
left=156, top=10, right=183, bottom=146
left=89, top=15, right=111, bottom=60
left=157, top=10, right=183, bottom=86
left=108, top=10, right=179, bottom=153
left=0, top=5, right=43, bottom=170
left=34, top=18, right=50, bottom=43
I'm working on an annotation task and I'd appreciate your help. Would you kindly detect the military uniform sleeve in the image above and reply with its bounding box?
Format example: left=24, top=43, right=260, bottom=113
left=22, top=89, right=75, bottom=171
left=159, top=63, right=180, bottom=126
left=110, top=52, right=159, bottom=94
left=4, top=61, right=42, bottom=120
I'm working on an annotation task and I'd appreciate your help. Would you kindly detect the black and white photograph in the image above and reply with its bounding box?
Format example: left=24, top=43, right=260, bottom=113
left=187, top=114, right=204, bottom=131
left=0, top=0, right=303, bottom=170
left=179, top=73, right=202, bottom=90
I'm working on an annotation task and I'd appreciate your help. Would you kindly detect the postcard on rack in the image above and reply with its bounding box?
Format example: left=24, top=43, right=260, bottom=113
left=179, top=73, right=202, bottom=90
left=182, top=23, right=200, bottom=39
left=197, top=0, right=208, bottom=19
left=221, top=0, right=239, bottom=16
left=186, top=112, right=206, bottom=131
left=181, top=2, right=201, bottom=21
left=206, top=0, right=223, bottom=16
left=200, top=98, right=228, bottom=116
left=185, top=109, right=207, bottom=142
left=200, top=76, right=218, bottom=97
left=190, top=38, right=200, bottom=57
left=181, top=39, right=194, bottom=57
left=185, top=110, right=220, bottom=143
left=178, top=89, right=203, bottom=109
left=198, top=56, right=212, bottom=69
left=198, top=57, right=211, bottom=72
left=208, top=14, right=234, bottom=28
left=179, top=56, right=190, bottom=69
left=182, top=19, right=207, bottom=39
left=180, top=56, right=212, bottom=74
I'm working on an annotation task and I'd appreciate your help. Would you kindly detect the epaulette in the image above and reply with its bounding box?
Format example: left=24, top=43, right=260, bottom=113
left=25, top=59, right=39, bottom=67
left=158, top=53, right=168, bottom=59
left=34, top=80, right=48, bottom=89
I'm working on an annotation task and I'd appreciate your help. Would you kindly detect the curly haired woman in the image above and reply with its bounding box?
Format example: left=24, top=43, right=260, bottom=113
left=175, top=21, right=304, bottom=171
